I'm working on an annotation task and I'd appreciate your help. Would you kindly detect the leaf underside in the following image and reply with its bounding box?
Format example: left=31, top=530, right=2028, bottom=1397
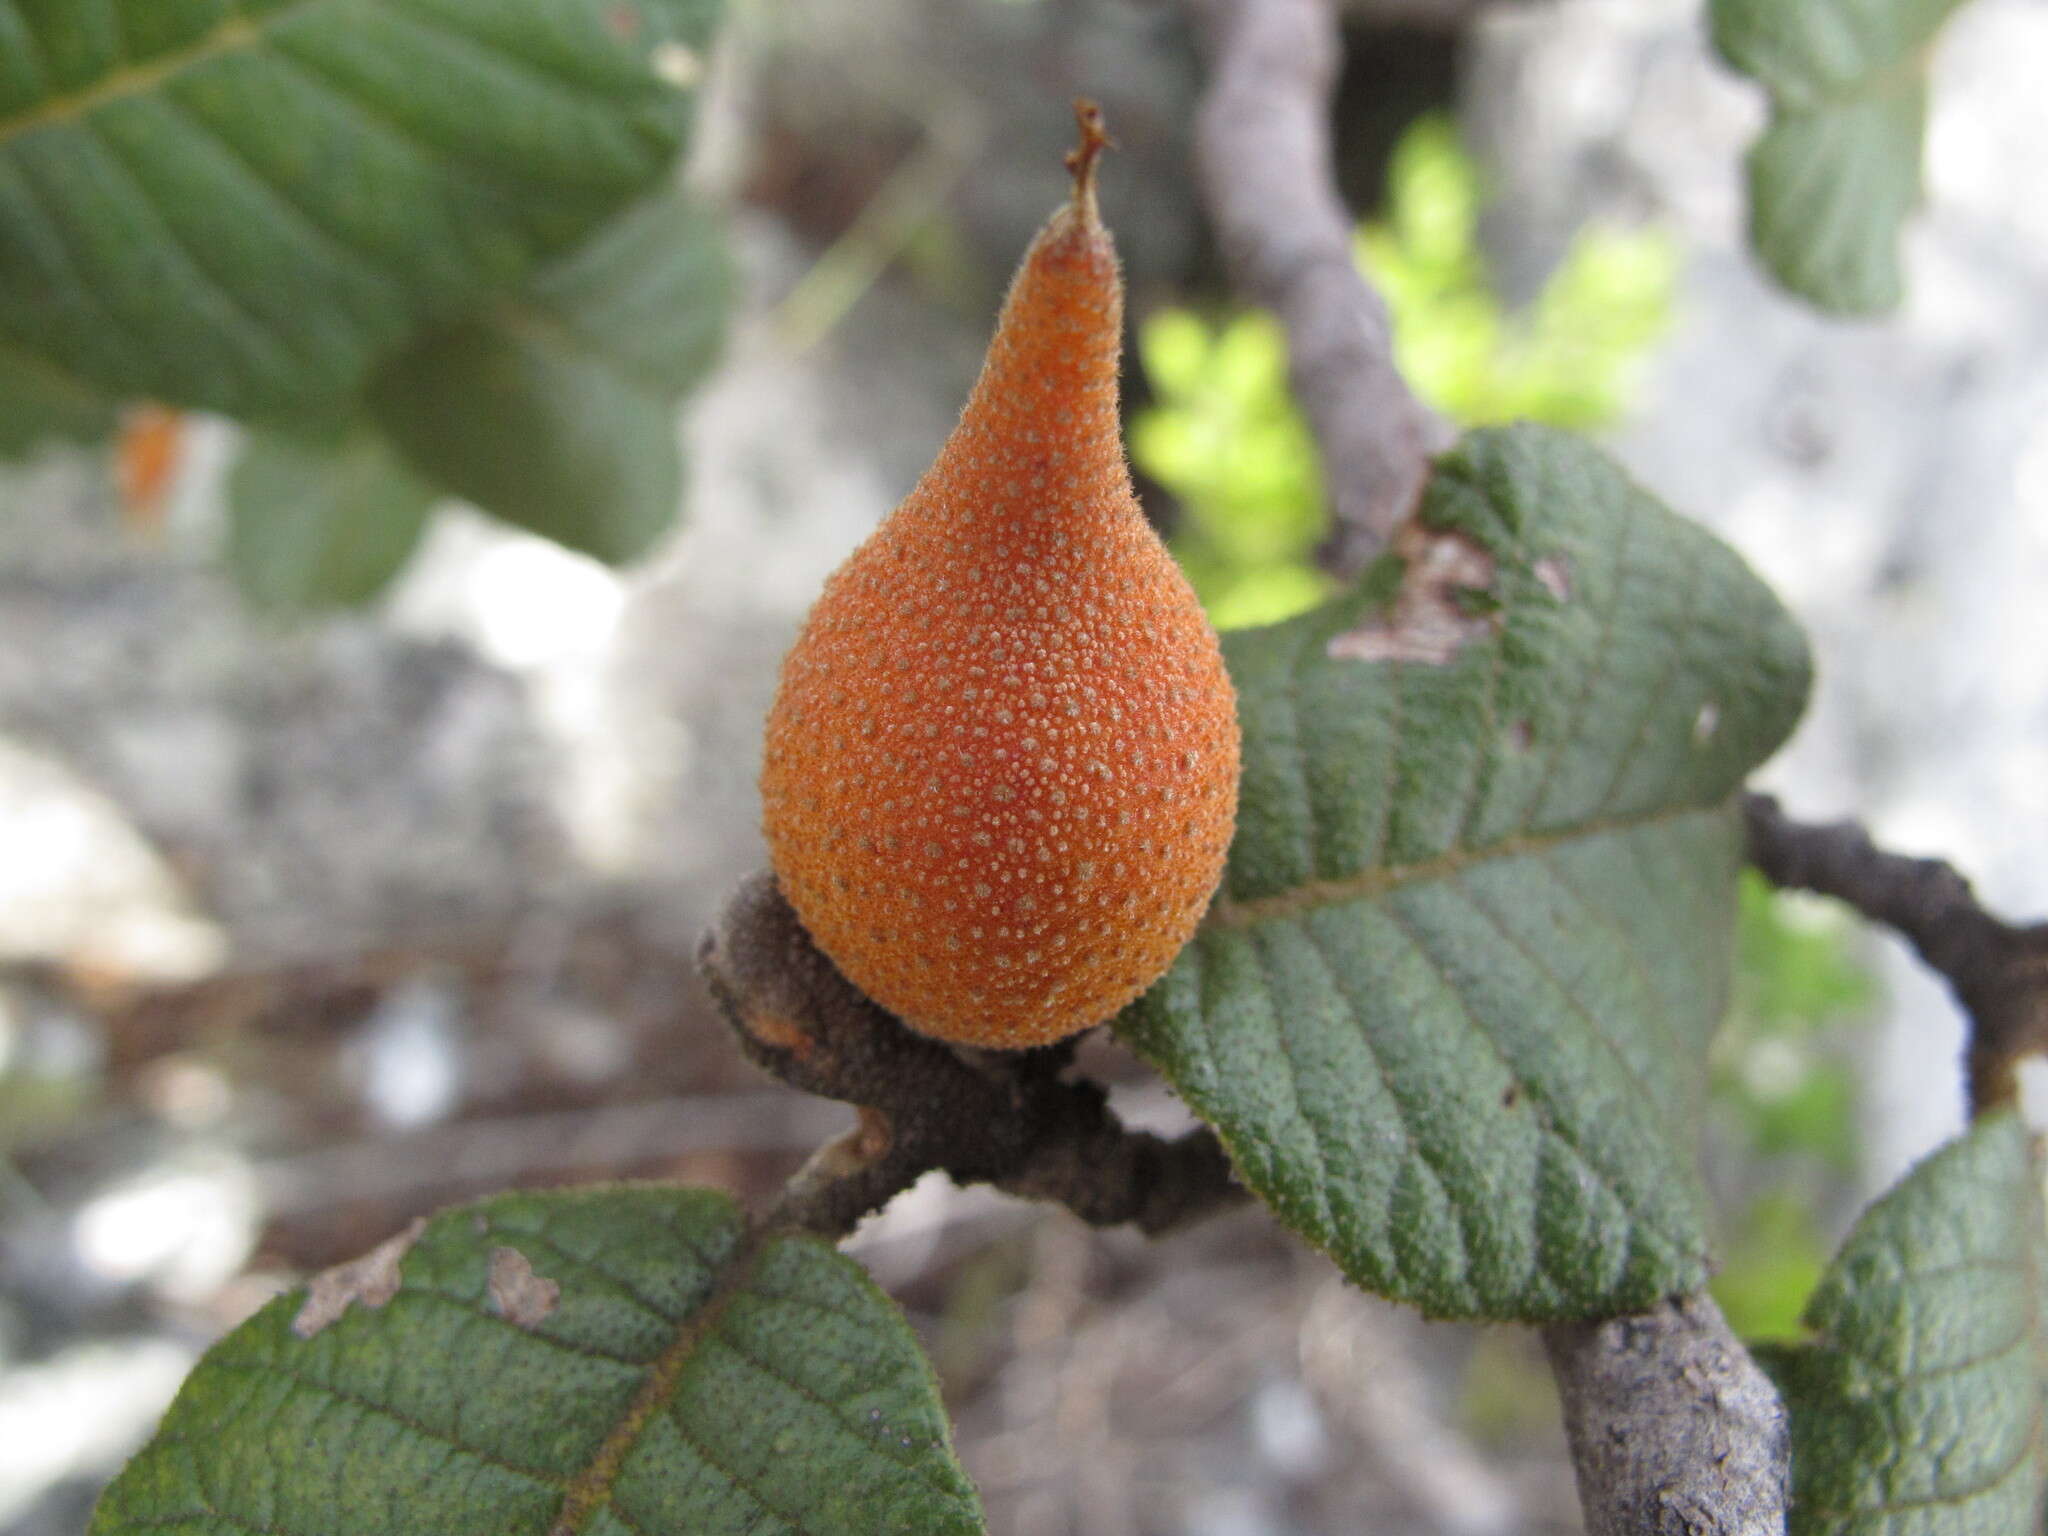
left=1711, top=0, right=1968, bottom=315
left=0, top=0, right=713, bottom=429
left=1762, top=1114, right=2048, bottom=1535
left=1119, top=424, right=1812, bottom=1321
left=90, top=1187, right=987, bottom=1536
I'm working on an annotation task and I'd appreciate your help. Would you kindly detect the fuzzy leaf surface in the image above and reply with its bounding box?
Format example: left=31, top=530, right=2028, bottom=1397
left=0, top=0, right=717, bottom=428
left=369, top=187, right=730, bottom=562
left=91, top=1186, right=987, bottom=1536
left=1121, top=424, right=1811, bottom=1320
left=1762, top=1113, right=2048, bottom=1534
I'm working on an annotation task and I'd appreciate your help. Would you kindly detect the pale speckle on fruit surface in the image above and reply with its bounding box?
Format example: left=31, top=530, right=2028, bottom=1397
left=760, top=102, right=1241, bottom=1050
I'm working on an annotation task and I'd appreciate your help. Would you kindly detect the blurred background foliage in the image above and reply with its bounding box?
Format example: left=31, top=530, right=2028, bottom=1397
left=1709, top=873, right=1876, bottom=1341
left=1133, top=115, right=1678, bottom=630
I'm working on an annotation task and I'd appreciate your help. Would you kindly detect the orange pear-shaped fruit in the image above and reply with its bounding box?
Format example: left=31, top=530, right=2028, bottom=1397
left=761, top=104, right=1240, bottom=1049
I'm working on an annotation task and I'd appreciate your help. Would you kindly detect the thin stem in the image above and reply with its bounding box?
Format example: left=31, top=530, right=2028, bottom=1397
left=1744, top=792, right=2048, bottom=1116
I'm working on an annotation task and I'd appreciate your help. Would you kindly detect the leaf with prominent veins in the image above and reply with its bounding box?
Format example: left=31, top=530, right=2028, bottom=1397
left=1120, top=424, right=1812, bottom=1320
left=1761, top=1113, right=2048, bottom=1535
left=91, top=1187, right=987, bottom=1536
left=0, top=0, right=717, bottom=426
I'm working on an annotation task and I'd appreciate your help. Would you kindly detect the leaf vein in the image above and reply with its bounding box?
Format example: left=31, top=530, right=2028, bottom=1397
left=0, top=151, right=164, bottom=383
left=1526, top=848, right=1688, bottom=1069
left=1207, top=799, right=1726, bottom=929
left=1593, top=520, right=1712, bottom=817
left=0, top=7, right=273, bottom=145
left=1374, top=893, right=1667, bottom=1299
left=548, top=1228, right=759, bottom=1535
left=371, top=0, right=650, bottom=108
left=1246, top=925, right=1340, bottom=1240
left=393, top=1283, right=653, bottom=1370
left=150, top=86, right=409, bottom=299
left=660, top=1405, right=818, bottom=1536
left=1445, top=568, right=1516, bottom=855
left=207, top=1356, right=569, bottom=1488
left=1364, top=651, right=1405, bottom=874
left=705, top=1327, right=967, bottom=1498
left=472, top=1219, right=696, bottom=1330
left=247, top=32, right=495, bottom=186
left=1293, top=915, right=1488, bottom=1304
left=1448, top=868, right=1665, bottom=1127
left=71, top=110, right=301, bottom=383
left=1522, top=488, right=1637, bottom=833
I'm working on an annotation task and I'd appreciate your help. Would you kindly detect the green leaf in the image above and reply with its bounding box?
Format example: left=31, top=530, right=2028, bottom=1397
left=0, top=337, right=117, bottom=452
left=0, top=0, right=718, bottom=425
left=1119, top=424, right=1812, bottom=1320
left=1746, top=82, right=1925, bottom=317
left=227, top=423, right=437, bottom=609
left=1761, top=1114, right=2048, bottom=1534
left=1710, top=0, right=1963, bottom=315
left=369, top=187, right=731, bottom=563
left=1710, top=0, right=1965, bottom=109
left=91, top=1186, right=988, bottom=1536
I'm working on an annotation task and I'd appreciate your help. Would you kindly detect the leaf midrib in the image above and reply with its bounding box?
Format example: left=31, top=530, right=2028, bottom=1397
left=1205, top=798, right=1728, bottom=930
left=549, top=1227, right=764, bottom=1535
left=0, top=9, right=271, bottom=146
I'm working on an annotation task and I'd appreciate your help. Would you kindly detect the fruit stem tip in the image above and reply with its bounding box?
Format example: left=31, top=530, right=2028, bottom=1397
left=1064, top=99, right=1113, bottom=210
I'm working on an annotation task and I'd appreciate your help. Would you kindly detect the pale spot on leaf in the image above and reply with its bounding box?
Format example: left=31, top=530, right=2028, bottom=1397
left=489, top=1246, right=561, bottom=1329
left=1327, top=525, right=1501, bottom=666
left=292, top=1218, right=426, bottom=1337
left=1534, top=555, right=1572, bottom=601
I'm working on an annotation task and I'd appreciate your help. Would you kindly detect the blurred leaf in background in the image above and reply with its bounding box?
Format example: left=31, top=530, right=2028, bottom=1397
left=1132, top=310, right=1329, bottom=631
left=1134, top=114, right=1677, bottom=630
left=1710, top=0, right=1969, bottom=314
left=1708, top=873, right=1878, bottom=1340
left=0, top=0, right=733, bottom=610
left=227, top=425, right=439, bottom=611
left=368, top=186, right=734, bottom=572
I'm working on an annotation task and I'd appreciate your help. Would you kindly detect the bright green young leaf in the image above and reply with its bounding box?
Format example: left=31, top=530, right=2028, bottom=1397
left=369, top=188, right=731, bottom=564
left=91, top=1186, right=987, bottom=1536
left=227, top=424, right=437, bottom=609
left=1119, top=424, right=1812, bottom=1320
left=1761, top=1113, right=2048, bottom=1534
left=1747, top=83, right=1925, bottom=318
left=0, top=0, right=718, bottom=430
left=1136, top=116, right=1673, bottom=635
left=1711, top=0, right=1966, bottom=315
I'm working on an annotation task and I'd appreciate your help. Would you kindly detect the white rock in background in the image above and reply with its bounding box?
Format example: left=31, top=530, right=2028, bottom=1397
left=0, top=740, right=222, bottom=982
